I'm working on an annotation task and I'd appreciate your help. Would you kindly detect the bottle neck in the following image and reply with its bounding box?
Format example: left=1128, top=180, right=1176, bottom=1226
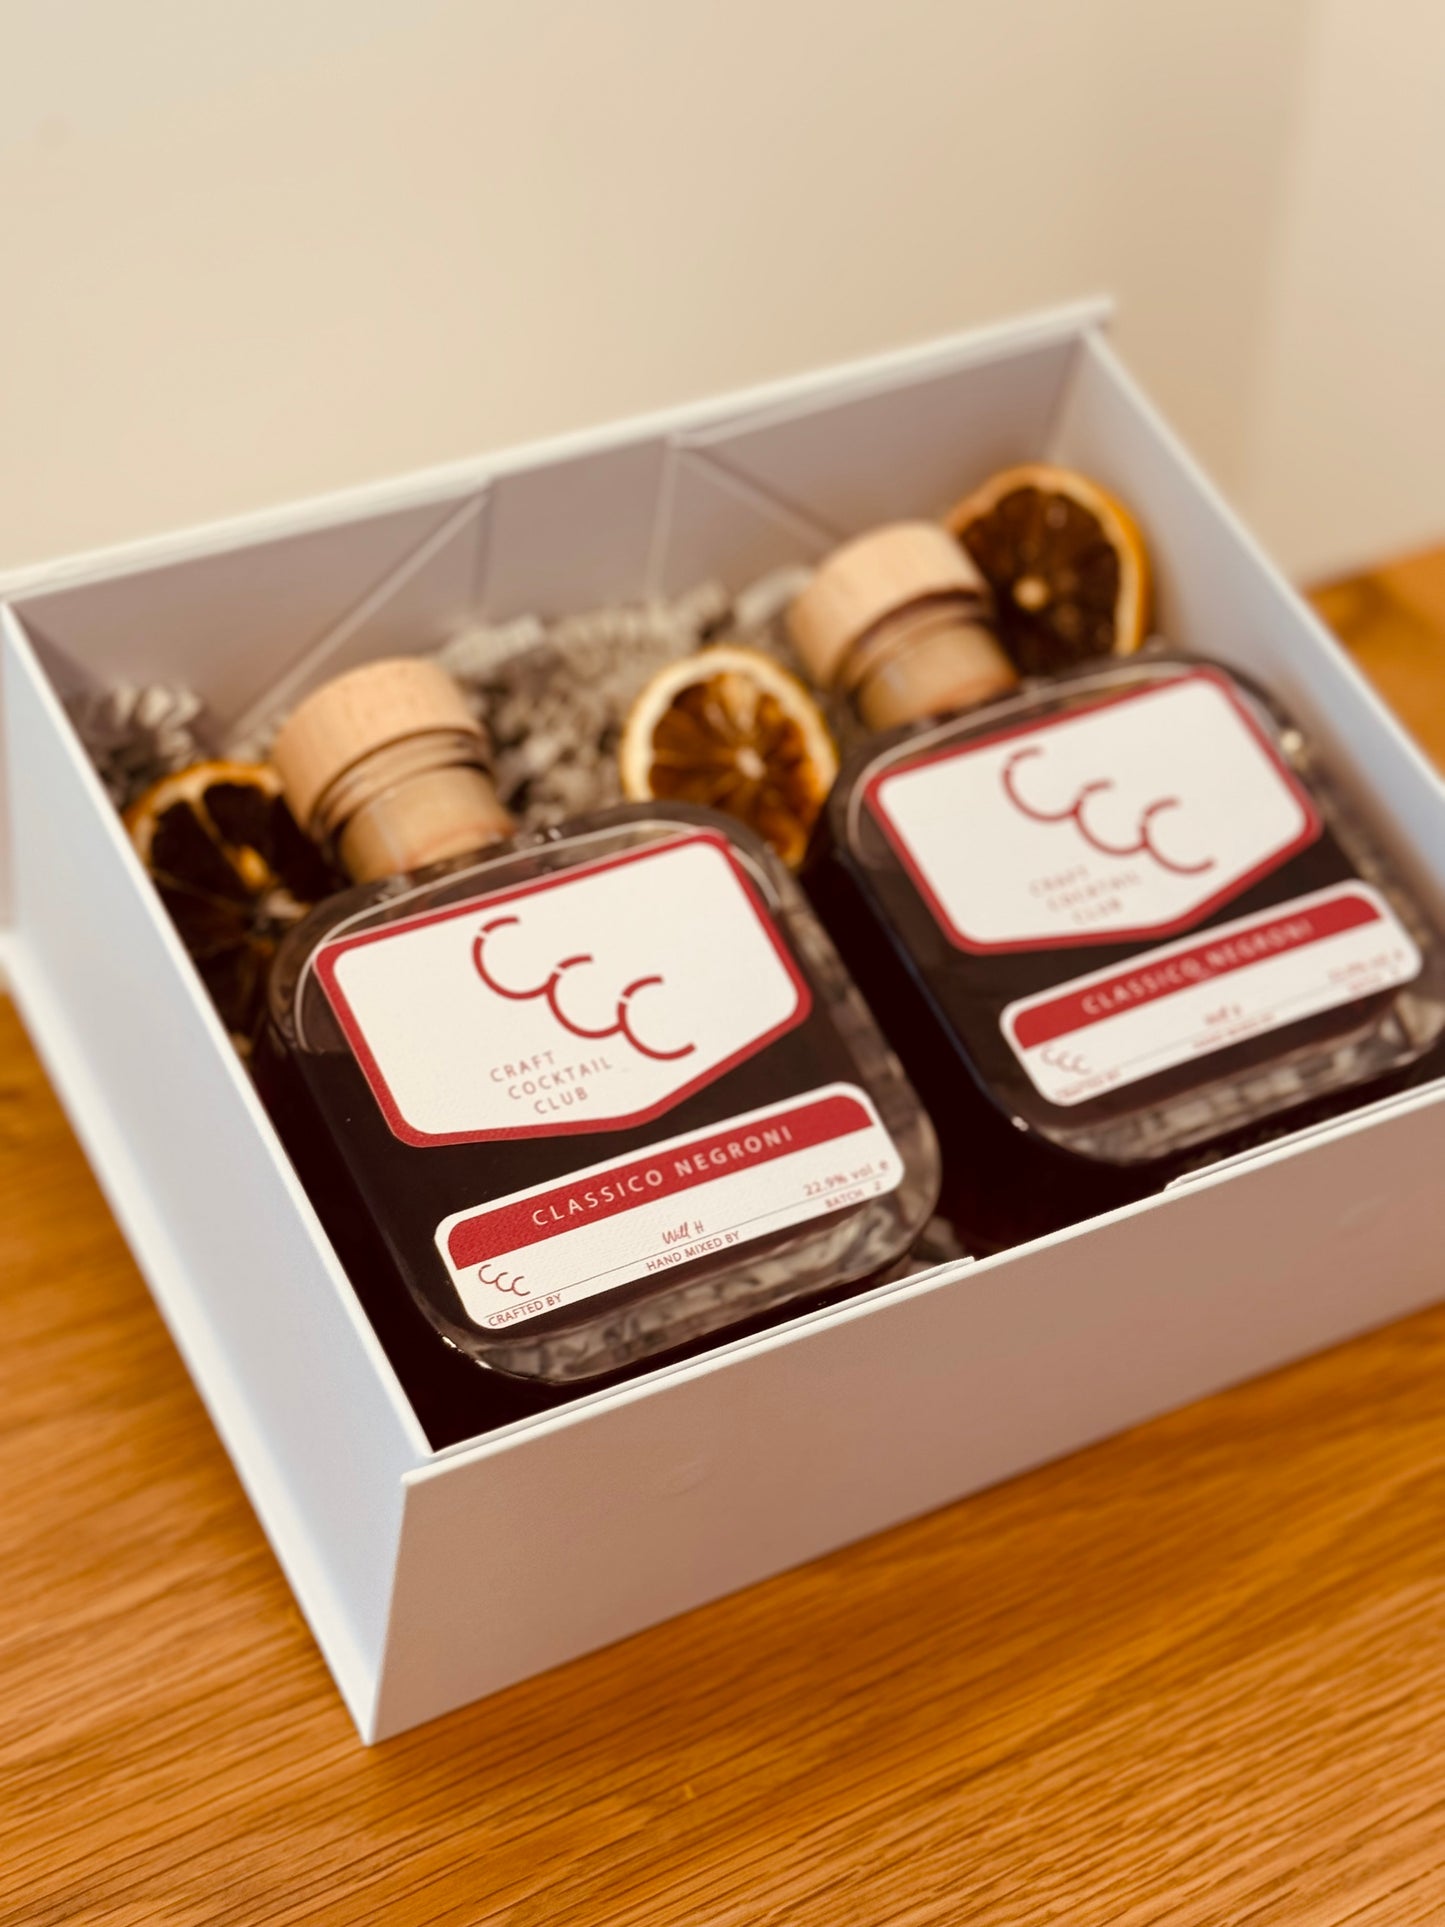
left=842, top=597, right=1019, bottom=732
left=311, top=730, right=516, bottom=883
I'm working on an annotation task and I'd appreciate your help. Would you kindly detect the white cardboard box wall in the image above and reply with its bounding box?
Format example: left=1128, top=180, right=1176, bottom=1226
left=3, top=302, right=1443, bottom=1742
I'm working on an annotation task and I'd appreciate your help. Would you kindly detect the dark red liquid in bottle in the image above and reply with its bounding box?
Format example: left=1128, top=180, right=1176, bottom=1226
left=260, top=805, right=939, bottom=1436
left=804, top=658, right=1445, bottom=1250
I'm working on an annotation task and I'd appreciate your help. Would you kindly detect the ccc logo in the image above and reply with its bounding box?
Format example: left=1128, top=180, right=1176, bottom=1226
left=472, top=916, right=697, bottom=1063
left=1001, top=747, right=1215, bottom=879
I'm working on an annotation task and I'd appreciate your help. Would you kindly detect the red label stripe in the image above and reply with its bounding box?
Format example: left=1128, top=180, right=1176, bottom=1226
left=1010, top=889, right=1382, bottom=1049
left=447, top=1091, right=873, bottom=1268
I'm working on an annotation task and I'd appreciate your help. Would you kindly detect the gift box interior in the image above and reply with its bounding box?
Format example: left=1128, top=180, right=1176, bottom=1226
left=5, top=303, right=1445, bottom=1739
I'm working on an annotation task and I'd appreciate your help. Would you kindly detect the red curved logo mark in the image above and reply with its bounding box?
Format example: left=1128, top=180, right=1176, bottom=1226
left=1002, top=747, right=1215, bottom=878
left=1040, top=1044, right=1091, bottom=1078
left=472, top=916, right=696, bottom=1063
left=478, top=1265, right=530, bottom=1296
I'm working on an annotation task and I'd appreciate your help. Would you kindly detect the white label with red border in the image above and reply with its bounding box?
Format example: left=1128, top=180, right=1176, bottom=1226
left=434, top=1084, right=902, bottom=1328
left=1001, top=883, right=1421, bottom=1107
left=312, top=834, right=810, bottom=1145
left=867, top=671, right=1321, bottom=950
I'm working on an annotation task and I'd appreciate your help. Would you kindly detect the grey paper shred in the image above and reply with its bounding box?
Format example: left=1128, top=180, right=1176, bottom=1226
left=67, top=681, right=210, bottom=809
left=69, top=569, right=818, bottom=825
left=442, top=581, right=733, bottom=825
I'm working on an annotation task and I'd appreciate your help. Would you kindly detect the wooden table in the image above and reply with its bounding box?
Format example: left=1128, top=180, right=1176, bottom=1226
left=5, top=555, right=1445, bottom=1927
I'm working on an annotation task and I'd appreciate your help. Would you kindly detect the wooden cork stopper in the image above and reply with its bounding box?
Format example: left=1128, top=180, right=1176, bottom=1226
left=787, top=523, right=989, bottom=690
left=272, top=658, right=485, bottom=832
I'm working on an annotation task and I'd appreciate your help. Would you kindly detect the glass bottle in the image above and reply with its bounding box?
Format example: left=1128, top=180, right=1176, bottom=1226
left=258, top=658, right=939, bottom=1386
left=793, top=523, right=1445, bottom=1248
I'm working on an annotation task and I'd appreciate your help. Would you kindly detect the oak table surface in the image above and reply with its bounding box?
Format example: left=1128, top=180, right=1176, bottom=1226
left=6, top=555, right=1445, bottom=1927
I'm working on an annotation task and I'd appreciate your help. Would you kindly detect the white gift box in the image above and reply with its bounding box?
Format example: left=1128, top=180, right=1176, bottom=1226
left=3, top=300, right=1443, bottom=1742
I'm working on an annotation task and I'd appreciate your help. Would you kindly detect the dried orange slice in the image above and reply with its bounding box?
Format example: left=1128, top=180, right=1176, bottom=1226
left=126, top=760, right=337, bottom=1050
left=946, top=463, right=1151, bottom=675
left=619, top=645, right=838, bottom=868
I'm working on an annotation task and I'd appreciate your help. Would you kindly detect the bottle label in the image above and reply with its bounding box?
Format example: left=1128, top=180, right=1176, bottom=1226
left=313, top=833, right=811, bottom=1144
left=433, top=1084, right=903, bottom=1328
left=866, top=670, right=1322, bottom=950
left=1001, top=882, right=1421, bottom=1107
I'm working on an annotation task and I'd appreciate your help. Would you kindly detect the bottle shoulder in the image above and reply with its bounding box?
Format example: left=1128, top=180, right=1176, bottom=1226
left=823, top=650, right=1308, bottom=853
left=269, top=801, right=812, bottom=1046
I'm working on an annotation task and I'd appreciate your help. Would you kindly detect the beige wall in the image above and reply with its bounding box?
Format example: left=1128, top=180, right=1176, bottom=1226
left=0, top=0, right=1413, bottom=583
left=1245, top=0, right=1445, bottom=581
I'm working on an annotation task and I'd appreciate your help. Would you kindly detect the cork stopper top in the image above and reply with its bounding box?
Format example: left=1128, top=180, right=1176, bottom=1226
left=272, top=657, right=485, bottom=831
left=787, top=523, right=989, bottom=690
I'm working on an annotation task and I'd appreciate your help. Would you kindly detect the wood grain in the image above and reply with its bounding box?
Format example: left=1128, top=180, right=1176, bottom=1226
left=4, top=554, right=1445, bottom=1926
